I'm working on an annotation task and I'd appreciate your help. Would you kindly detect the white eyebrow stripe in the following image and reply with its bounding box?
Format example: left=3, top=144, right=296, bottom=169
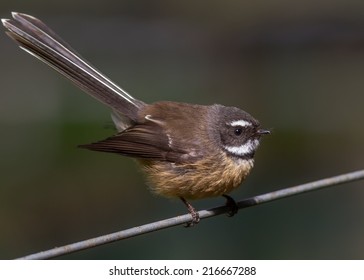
left=229, top=120, right=252, bottom=127
left=224, top=139, right=260, bottom=156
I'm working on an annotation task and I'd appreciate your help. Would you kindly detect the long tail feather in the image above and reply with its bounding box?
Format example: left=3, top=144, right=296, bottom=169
left=2, top=12, right=144, bottom=121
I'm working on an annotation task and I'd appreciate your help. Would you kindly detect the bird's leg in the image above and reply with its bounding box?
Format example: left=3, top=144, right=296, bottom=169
left=222, top=194, right=239, bottom=217
left=180, top=197, right=200, bottom=227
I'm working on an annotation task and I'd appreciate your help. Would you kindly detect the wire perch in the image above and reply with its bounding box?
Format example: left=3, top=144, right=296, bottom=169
left=17, top=169, right=364, bottom=260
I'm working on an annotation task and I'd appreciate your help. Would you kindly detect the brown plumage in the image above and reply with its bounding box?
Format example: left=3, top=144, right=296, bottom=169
left=2, top=12, right=269, bottom=226
left=142, top=153, right=254, bottom=199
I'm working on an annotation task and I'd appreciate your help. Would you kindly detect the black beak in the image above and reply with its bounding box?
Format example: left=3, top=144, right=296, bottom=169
left=257, top=129, right=270, bottom=135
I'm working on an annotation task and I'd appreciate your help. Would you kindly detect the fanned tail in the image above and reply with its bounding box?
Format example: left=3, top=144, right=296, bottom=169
left=2, top=12, right=144, bottom=121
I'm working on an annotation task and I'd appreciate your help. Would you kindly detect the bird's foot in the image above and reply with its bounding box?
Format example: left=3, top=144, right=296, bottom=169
left=222, top=194, right=239, bottom=217
left=180, top=197, right=200, bottom=227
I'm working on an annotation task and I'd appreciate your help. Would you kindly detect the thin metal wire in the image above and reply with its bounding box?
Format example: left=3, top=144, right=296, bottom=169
left=17, top=169, right=364, bottom=260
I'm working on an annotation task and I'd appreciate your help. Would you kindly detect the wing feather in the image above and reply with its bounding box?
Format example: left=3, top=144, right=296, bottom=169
left=79, top=124, right=186, bottom=162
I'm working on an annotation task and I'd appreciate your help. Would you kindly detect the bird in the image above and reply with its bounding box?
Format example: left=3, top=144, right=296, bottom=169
left=2, top=12, right=270, bottom=226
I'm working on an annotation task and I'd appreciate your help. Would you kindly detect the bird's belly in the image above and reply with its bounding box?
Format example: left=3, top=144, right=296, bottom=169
left=141, top=154, right=254, bottom=200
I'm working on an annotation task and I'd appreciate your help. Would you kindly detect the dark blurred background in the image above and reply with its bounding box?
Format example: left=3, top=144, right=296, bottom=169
left=1, top=1, right=364, bottom=259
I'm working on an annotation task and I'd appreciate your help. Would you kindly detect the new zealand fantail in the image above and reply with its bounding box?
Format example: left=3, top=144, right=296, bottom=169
left=2, top=12, right=269, bottom=225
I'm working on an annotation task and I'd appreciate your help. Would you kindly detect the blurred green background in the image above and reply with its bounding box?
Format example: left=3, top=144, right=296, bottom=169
left=1, top=1, right=364, bottom=259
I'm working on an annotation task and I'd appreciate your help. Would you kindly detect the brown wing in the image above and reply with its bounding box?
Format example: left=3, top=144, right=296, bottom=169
left=79, top=123, right=188, bottom=162
left=80, top=102, right=211, bottom=163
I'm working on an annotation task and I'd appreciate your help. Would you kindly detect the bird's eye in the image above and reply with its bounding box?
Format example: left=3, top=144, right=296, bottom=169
left=234, top=127, right=243, bottom=136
